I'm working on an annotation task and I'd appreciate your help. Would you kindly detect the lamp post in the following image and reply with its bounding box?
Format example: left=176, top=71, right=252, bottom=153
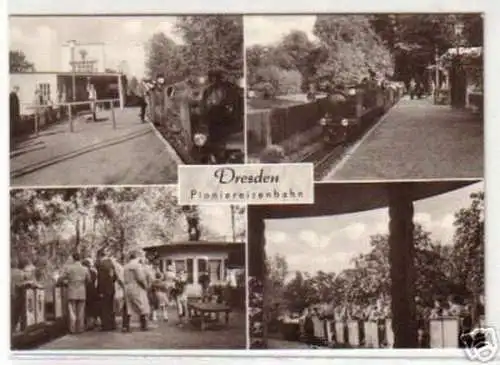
left=68, top=40, right=77, bottom=102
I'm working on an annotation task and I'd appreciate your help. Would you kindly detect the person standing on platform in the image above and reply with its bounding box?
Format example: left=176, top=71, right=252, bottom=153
left=32, top=88, right=44, bottom=134
left=122, top=251, right=150, bottom=332
left=10, top=85, right=20, bottom=139
left=138, top=80, right=149, bottom=123
left=86, top=83, right=97, bottom=122
left=96, top=248, right=118, bottom=331
left=60, top=252, right=90, bottom=334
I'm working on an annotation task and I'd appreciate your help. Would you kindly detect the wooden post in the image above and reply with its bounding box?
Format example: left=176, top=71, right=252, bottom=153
left=248, top=206, right=267, bottom=348
left=110, top=101, right=116, bottom=129
left=150, top=91, right=156, bottom=124
left=387, top=183, right=418, bottom=348
left=434, top=46, right=440, bottom=105
left=68, top=104, right=74, bottom=133
left=118, top=75, right=124, bottom=110
left=34, top=108, right=39, bottom=136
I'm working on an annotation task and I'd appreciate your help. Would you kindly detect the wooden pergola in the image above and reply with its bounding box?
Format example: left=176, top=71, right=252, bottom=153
left=249, top=180, right=480, bottom=348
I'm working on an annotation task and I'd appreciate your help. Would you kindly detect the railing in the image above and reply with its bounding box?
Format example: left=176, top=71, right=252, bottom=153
left=247, top=84, right=404, bottom=154
left=279, top=314, right=484, bottom=348
left=19, top=98, right=121, bottom=136
left=12, top=282, right=68, bottom=349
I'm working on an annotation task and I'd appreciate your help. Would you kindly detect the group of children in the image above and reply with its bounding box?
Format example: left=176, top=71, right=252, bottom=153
left=147, top=265, right=189, bottom=326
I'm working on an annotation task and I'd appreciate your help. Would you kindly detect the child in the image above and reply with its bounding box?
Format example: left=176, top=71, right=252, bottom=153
left=153, top=272, right=169, bottom=322
left=174, top=270, right=188, bottom=327
left=164, top=265, right=177, bottom=307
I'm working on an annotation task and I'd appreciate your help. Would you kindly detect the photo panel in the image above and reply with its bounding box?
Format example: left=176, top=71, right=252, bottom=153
left=245, top=14, right=483, bottom=181
left=10, top=186, right=247, bottom=350
left=9, top=14, right=244, bottom=187
left=248, top=180, right=485, bottom=349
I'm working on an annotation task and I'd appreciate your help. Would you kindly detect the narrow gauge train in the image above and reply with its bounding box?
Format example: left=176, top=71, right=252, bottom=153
left=317, top=81, right=403, bottom=147
left=188, top=79, right=244, bottom=164
left=147, top=76, right=244, bottom=164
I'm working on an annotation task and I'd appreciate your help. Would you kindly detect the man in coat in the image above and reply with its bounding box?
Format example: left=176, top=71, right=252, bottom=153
left=11, top=257, right=29, bottom=333
left=60, top=252, right=90, bottom=334
left=137, top=80, right=150, bottom=123
left=96, top=248, right=119, bottom=331
left=122, top=251, right=150, bottom=332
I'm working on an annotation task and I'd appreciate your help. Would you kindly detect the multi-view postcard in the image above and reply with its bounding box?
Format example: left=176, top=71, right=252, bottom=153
left=8, top=10, right=491, bottom=362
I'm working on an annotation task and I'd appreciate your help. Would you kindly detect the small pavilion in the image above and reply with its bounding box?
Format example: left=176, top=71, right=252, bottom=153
left=249, top=180, right=479, bottom=348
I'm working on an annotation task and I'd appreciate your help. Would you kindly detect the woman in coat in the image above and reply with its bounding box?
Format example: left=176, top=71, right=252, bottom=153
left=82, top=258, right=98, bottom=330
left=122, top=251, right=150, bottom=332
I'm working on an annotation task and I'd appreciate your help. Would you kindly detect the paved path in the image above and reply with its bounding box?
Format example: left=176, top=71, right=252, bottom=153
left=325, top=98, right=483, bottom=180
left=39, top=310, right=246, bottom=350
left=11, top=107, right=180, bottom=186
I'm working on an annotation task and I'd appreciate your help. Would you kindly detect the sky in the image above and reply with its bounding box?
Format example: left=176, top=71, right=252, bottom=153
left=244, top=15, right=318, bottom=47
left=9, top=16, right=183, bottom=78
left=264, top=181, right=484, bottom=278
left=196, top=205, right=245, bottom=242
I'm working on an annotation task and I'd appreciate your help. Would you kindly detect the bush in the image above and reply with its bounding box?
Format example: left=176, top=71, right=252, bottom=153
left=252, top=65, right=303, bottom=99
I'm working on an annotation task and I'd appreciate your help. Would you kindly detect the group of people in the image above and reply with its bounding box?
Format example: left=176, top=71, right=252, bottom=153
left=57, top=248, right=190, bottom=334
left=278, top=293, right=485, bottom=348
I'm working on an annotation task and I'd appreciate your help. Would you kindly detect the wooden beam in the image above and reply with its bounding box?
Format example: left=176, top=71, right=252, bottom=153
left=388, top=183, right=418, bottom=348
left=248, top=206, right=268, bottom=348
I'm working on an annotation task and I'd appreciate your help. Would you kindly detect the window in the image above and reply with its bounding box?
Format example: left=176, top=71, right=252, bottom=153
left=38, top=83, right=51, bottom=105
left=174, top=260, right=186, bottom=274
left=208, top=259, right=222, bottom=283
left=186, top=259, right=194, bottom=284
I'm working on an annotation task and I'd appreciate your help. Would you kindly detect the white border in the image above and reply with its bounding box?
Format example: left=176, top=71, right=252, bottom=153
left=4, top=1, right=500, bottom=365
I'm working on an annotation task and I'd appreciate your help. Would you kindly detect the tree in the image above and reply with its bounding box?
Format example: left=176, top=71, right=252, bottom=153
left=10, top=50, right=35, bottom=72
left=10, top=187, right=186, bottom=276
left=370, top=14, right=483, bottom=83
left=230, top=205, right=246, bottom=242
left=175, top=15, right=243, bottom=82
left=252, top=65, right=302, bottom=99
left=313, top=15, right=394, bottom=85
left=145, top=32, right=186, bottom=83
left=452, top=191, right=484, bottom=296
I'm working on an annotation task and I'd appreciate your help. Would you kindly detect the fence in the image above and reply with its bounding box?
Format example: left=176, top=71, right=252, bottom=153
left=12, top=282, right=69, bottom=349
left=247, top=84, right=404, bottom=154
left=13, top=98, right=121, bottom=138
left=279, top=315, right=485, bottom=348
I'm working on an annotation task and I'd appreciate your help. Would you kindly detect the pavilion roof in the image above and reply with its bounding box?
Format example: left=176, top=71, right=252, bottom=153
left=261, top=181, right=479, bottom=219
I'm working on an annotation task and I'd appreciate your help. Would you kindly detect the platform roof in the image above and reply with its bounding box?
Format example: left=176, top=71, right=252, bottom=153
left=143, top=240, right=244, bottom=252
left=261, top=180, right=480, bottom=219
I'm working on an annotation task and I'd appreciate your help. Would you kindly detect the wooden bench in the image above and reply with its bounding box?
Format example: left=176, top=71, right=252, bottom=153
left=187, top=301, right=231, bottom=331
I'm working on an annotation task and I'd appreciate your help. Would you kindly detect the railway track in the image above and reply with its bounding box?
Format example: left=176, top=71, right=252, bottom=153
left=296, top=106, right=389, bottom=180
left=298, top=142, right=347, bottom=180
